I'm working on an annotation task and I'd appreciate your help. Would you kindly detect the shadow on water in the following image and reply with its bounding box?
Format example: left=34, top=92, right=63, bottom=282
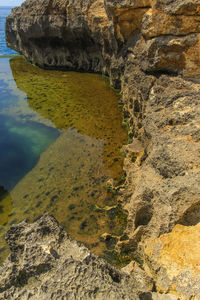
left=9, top=56, right=127, bottom=180
left=0, top=115, right=59, bottom=190
left=0, top=56, right=128, bottom=266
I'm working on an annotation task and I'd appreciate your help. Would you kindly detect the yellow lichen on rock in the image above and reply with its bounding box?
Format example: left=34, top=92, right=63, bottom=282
left=144, top=223, right=200, bottom=298
left=146, top=223, right=200, bottom=273
left=114, top=8, right=148, bottom=42
left=183, top=34, right=200, bottom=78
left=142, top=8, right=200, bottom=39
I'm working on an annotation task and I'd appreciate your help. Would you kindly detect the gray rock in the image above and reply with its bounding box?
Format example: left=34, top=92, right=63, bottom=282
left=6, top=0, right=112, bottom=73
left=0, top=213, right=146, bottom=299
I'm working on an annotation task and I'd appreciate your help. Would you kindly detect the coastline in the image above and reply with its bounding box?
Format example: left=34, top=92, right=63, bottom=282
left=1, top=0, right=200, bottom=298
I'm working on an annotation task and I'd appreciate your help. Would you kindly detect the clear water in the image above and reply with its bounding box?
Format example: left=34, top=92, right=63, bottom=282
left=0, top=6, right=128, bottom=266
left=0, top=56, right=128, bottom=266
left=0, top=115, right=59, bottom=190
left=0, top=7, right=17, bottom=55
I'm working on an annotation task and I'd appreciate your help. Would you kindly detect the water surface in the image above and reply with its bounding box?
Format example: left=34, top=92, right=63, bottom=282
left=0, top=7, right=17, bottom=55
left=0, top=56, right=127, bottom=265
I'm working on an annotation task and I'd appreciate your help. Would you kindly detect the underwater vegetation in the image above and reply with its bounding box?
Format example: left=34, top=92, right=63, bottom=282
left=0, top=56, right=127, bottom=265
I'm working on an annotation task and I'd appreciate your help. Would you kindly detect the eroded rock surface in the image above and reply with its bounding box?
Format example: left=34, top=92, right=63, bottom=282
left=0, top=213, right=149, bottom=299
left=122, top=62, right=200, bottom=248
left=6, top=0, right=200, bottom=78
left=5, top=0, right=200, bottom=298
left=6, top=0, right=112, bottom=73
left=144, top=223, right=200, bottom=299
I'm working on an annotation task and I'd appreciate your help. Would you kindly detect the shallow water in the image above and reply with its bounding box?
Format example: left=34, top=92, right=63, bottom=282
left=0, top=56, right=127, bottom=265
left=0, top=7, right=17, bottom=55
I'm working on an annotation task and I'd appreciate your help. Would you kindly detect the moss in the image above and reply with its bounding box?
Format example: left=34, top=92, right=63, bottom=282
left=101, top=250, right=132, bottom=268
left=93, top=204, right=104, bottom=212
left=118, top=103, right=124, bottom=109
left=109, top=84, right=120, bottom=93
left=119, top=172, right=126, bottom=185
left=104, top=185, right=118, bottom=195
left=119, top=90, right=123, bottom=98
left=122, top=119, right=130, bottom=132
left=119, top=151, right=126, bottom=158
left=127, top=135, right=133, bottom=144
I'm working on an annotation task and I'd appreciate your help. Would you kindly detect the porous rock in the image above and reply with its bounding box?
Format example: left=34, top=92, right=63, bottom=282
left=0, top=213, right=148, bottom=299
left=144, top=222, right=200, bottom=299
left=6, top=0, right=200, bottom=78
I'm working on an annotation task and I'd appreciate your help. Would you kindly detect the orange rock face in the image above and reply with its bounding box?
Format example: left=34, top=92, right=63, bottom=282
left=140, top=1, right=200, bottom=77
left=144, top=223, right=200, bottom=299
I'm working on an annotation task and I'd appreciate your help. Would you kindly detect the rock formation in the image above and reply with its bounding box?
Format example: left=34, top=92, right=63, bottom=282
left=144, top=223, right=200, bottom=299
left=0, top=213, right=152, bottom=299
left=5, top=0, right=200, bottom=298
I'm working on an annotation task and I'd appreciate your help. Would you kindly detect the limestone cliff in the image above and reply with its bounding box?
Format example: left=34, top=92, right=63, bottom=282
left=5, top=0, right=200, bottom=298
left=6, top=0, right=200, bottom=79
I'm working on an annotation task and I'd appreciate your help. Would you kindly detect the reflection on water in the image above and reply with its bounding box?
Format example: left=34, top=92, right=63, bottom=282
left=0, top=56, right=127, bottom=265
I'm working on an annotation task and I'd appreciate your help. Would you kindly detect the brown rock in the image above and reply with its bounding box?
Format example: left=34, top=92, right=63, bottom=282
left=6, top=0, right=112, bottom=73
left=112, top=8, right=149, bottom=42
left=122, top=261, right=153, bottom=293
left=142, top=9, right=200, bottom=38
left=141, top=0, right=200, bottom=77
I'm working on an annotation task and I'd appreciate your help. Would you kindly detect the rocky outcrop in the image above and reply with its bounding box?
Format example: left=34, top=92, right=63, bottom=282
left=0, top=213, right=153, bottom=299
left=5, top=0, right=200, bottom=298
left=121, top=60, right=200, bottom=251
left=6, top=0, right=200, bottom=79
left=6, top=0, right=112, bottom=74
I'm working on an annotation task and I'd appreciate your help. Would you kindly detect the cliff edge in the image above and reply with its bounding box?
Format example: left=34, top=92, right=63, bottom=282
left=5, top=0, right=200, bottom=298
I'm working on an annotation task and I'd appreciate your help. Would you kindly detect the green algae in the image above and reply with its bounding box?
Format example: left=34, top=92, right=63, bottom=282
left=0, top=187, right=12, bottom=226
left=10, top=56, right=127, bottom=180
left=0, top=56, right=128, bottom=266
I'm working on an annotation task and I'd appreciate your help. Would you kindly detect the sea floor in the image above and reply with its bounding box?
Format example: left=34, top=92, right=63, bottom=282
left=0, top=55, right=128, bottom=265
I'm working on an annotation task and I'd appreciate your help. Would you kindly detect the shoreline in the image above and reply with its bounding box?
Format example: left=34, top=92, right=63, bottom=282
left=1, top=0, right=200, bottom=298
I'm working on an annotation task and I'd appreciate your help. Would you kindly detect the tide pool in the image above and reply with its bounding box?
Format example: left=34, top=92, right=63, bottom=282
left=0, top=55, right=128, bottom=266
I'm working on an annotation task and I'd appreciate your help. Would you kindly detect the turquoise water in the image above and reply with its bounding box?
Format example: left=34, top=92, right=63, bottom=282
left=0, top=55, right=127, bottom=265
left=0, top=57, right=60, bottom=191
left=0, top=7, right=17, bottom=56
left=0, top=7, right=128, bottom=265
left=0, top=115, right=59, bottom=190
left=1, top=8, right=51, bottom=192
